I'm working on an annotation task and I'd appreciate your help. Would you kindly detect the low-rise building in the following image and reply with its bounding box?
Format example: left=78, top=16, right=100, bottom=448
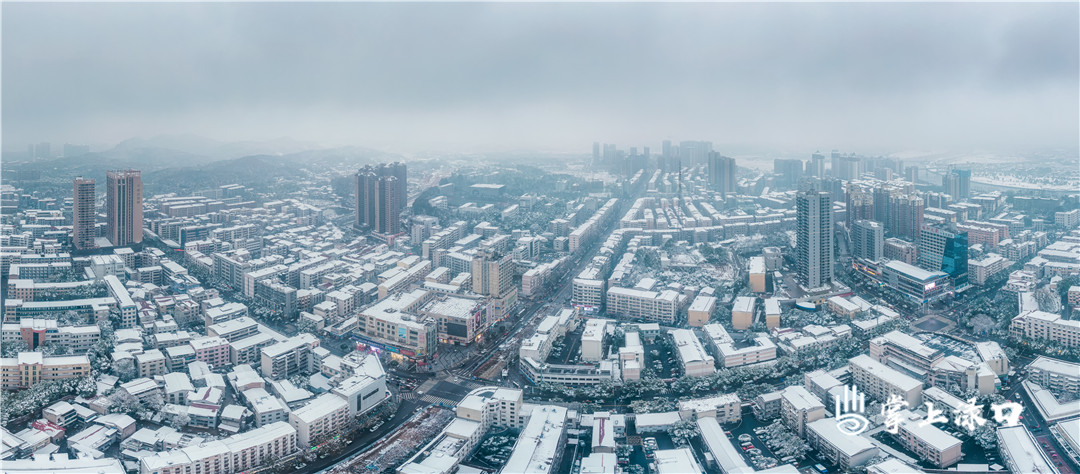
left=138, top=421, right=297, bottom=474
left=732, top=296, right=756, bottom=330
left=849, top=354, right=923, bottom=407
left=891, top=409, right=963, bottom=468
left=288, top=393, right=350, bottom=448
left=670, top=329, right=715, bottom=377
left=997, top=425, right=1059, bottom=474
left=806, top=418, right=879, bottom=470
left=1010, top=310, right=1080, bottom=347
left=0, top=353, right=91, bottom=390
left=703, top=323, right=777, bottom=368
left=780, top=386, right=826, bottom=437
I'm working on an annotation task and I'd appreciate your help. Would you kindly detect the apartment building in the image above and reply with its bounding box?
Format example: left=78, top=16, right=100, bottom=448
left=671, top=329, right=715, bottom=377
left=260, top=334, right=319, bottom=379
left=849, top=354, right=923, bottom=407
left=606, top=287, right=679, bottom=324
left=288, top=393, right=350, bottom=448
left=806, top=419, right=880, bottom=470
left=0, top=353, right=91, bottom=390
left=703, top=324, right=777, bottom=368
left=891, top=410, right=963, bottom=468
left=138, top=421, right=297, bottom=474
left=780, top=386, right=826, bottom=437
left=869, top=330, right=944, bottom=376
left=1010, top=310, right=1080, bottom=347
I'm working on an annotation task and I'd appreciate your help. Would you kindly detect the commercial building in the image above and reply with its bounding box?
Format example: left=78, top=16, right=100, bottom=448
left=671, top=329, right=715, bottom=377
left=849, top=354, right=923, bottom=408
left=918, top=224, right=968, bottom=287
left=419, top=294, right=487, bottom=345
left=355, top=289, right=438, bottom=361
left=796, top=190, right=834, bottom=289
left=106, top=170, right=143, bottom=247
left=880, top=260, right=950, bottom=303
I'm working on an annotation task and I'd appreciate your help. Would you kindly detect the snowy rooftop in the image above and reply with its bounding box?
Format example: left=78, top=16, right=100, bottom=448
left=996, top=425, right=1058, bottom=474
left=502, top=405, right=567, bottom=474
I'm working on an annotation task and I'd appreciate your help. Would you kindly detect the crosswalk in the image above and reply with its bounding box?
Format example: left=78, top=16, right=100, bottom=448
left=419, top=394, right=459, bottom=406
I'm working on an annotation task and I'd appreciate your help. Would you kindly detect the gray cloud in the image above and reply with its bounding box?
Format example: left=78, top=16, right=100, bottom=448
left=3, top=2, right=1077, bottom=154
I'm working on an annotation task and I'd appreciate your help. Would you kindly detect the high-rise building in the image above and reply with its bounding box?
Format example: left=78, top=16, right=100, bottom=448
left=852, top=220, right=884, bottom=262
left=355, top=163, right=407, bottom=235
left=887, top=194, right=925, bottom=241
left=72, top=177, right=96, bottom=250
left=375, top=176, right=401, bottom=234
left=905, top=166, right=920, bottom=184
left=944, top=169, right=971, bottom=200
left=472, top=249, right=514, bottom=297
left=796, top=190, right=834, bottom=289
left=680, top=141, right=713, bottom=167
left=707, top=152, right=736, bottom=195
left=918, top=224, right=968, bottom=287
left=106, top=170, right=143, bottom=247
left=809, top=152, right=826, bottom=178
left=845, top=184, right=874, bottom=228
left=592, top=142, right=600, bottom=164
left=774, top=159, right=804, bottom=189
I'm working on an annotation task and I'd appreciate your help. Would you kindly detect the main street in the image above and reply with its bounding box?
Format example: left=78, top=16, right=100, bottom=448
left=301, top=197, right=631, bottom=473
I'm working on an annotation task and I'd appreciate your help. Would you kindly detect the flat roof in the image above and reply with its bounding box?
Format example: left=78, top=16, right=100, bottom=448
left=698, top=416, right=753, bottom=474
left=996, top=425, right=1058, bottom=474
left=289, top=393, right=348, bottom=423
left=807, top=418, right=878, bottom=458
left=501, top=405, right=567, bottom=474
left=897, top=410, right=961, bottom=451
left=782, top=386, right=824, bottom=411
left=689, top=295, right=717, bottom=312
left=875, top=331, right=941, bottom=360
left=1028, top=356, right=1080, bottom=378
left=671, top=329, right=714, bottom=365
left=850, top=354, right=923, bottom=392
left=884, top=260, right=946, bottom=282
left=733, top=296, right=756, bottom=313
left=654, top=447, right=704, bottom=474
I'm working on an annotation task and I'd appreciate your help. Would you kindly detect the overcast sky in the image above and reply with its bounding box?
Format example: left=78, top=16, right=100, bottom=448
left=3, top=2, right=1077, bottom=154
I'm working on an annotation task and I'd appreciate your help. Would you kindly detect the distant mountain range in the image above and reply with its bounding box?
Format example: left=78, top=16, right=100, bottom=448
left=4, top=135, right=406, bottom=195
